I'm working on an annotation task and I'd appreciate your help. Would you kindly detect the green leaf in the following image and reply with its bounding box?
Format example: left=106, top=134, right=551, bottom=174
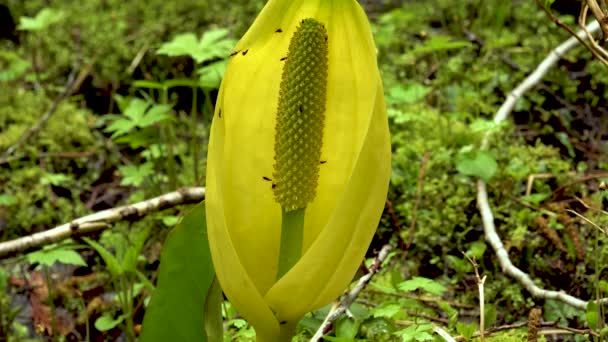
left=386, top=82, right=430, bottom=105
left=410, top=36, right=471, bottom=55
left=18, top=8, right=65, bottom=31
left=157, top=29, right=235, bottom=64
left=40, top=173, right=73, bottom=186
left=140, top=202, right=215, bottom=342
left=136, top=104, right=172, bottom=127
left=122, top=227, right=150, bottom=274
left=394, top=324, right=434, bottom=342
left=94, top=313, right=125, bottom=331
left=587, top=301, right=599, bottom=330
left=161, top=215, right=180, bottom=227
left=198, top=60, right=228, bottom=89
left=335, top=317, right=360, bottom=338
left=157, top=33, right=199, bottom=57
left=456, top=322, right=476, bottom=341
left=26, top=248, right=87, bottom=267
left=203, top=277, right=223, bottom=341
left=0, top=194, right=17, bottom=206
left=84, top=237, right=123, bottom=277
left=521, top=192, right=551, bottom=205
left=371, top=303, right=402, bottom=319
left=0, top=51, right=31, bottom=82
left=465, top=241, right=487, bottom=259
left=456, top=150, right=497, bottom=182
left=398, top=277, right=447, bottom=296
left=119, top=163, right=154, bottom=187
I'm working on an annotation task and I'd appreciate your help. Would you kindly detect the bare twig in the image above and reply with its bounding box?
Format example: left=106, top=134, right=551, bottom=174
left=464, top=255, right=487, bottom=342
left=580, top=4, right=608, bottom=61
left=0, top=187, right=205, bottom=258
left=477, top=20, right=608, bottom=311
left=488, top=20, right=601, bottom=138
left=535, top=1, right=607, bottom=65
left=310, top=244, right=392, bottom=341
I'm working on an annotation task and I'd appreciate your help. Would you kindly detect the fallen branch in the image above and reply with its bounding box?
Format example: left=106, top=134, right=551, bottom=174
left=0, top=187, right=205, bottom=258
left=310, top=244, right=392, bottom=341
left=489, top=20, right=600, bottom=134
left=478, top=21, right=604, bottom=310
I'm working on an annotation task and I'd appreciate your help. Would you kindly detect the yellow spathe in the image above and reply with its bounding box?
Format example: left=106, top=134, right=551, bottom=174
left=205, top=0, right=391, bottom=340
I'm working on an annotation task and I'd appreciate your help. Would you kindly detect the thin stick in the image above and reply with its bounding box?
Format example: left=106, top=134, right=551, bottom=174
left=464, top=255, right=487, bottom=342
left=0, top=187, right=205, bottom=258
left=487, top=20, right=601, bottom=139
left=535, top=2, right=607, bottom=65
left=478, top=19, right=607, bottom=310
left=310, top=244, right=392, bottom=341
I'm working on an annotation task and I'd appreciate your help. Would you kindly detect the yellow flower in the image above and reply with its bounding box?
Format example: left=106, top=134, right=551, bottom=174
left=205, top=0, right=390, bottom=340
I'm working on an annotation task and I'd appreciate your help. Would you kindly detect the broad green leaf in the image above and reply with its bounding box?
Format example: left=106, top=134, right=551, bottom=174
left=398, top=277, right=447, bottom=296
left=95, top=313, right=125, bottom=331
left=456, top=150, right=497, bottom=182
left=203, top=277, right=223, bottom=342
left=140, top=202, right=215, bottom=342
left=18, top=8, right=64, bottom=31
left=26, top=248, right=86, bottom=267
left=84, top=237, right=123, bottom=277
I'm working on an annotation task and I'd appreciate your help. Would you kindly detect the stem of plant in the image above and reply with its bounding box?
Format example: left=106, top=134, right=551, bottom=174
left=43, top=266, right=57, bottom=342
left=276, top=208, right=305, bottom=280
left=191, top=86, right=199, bottom=182
left=161, top=87, right=177, bottom=190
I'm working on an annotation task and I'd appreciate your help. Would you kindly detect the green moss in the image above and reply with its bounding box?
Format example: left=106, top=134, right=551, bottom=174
left=0, top=88, right=100, bottom=238
left=9, top=0, right=263, bottom=85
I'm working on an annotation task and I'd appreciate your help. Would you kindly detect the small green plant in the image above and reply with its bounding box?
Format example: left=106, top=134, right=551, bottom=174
left=83, top=227, right=151, bottom=341
left=24, top=243, right=87, bottom=341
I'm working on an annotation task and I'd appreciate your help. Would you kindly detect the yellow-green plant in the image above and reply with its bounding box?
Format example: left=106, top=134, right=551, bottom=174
left=205, top=0, right=390, bottom=340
